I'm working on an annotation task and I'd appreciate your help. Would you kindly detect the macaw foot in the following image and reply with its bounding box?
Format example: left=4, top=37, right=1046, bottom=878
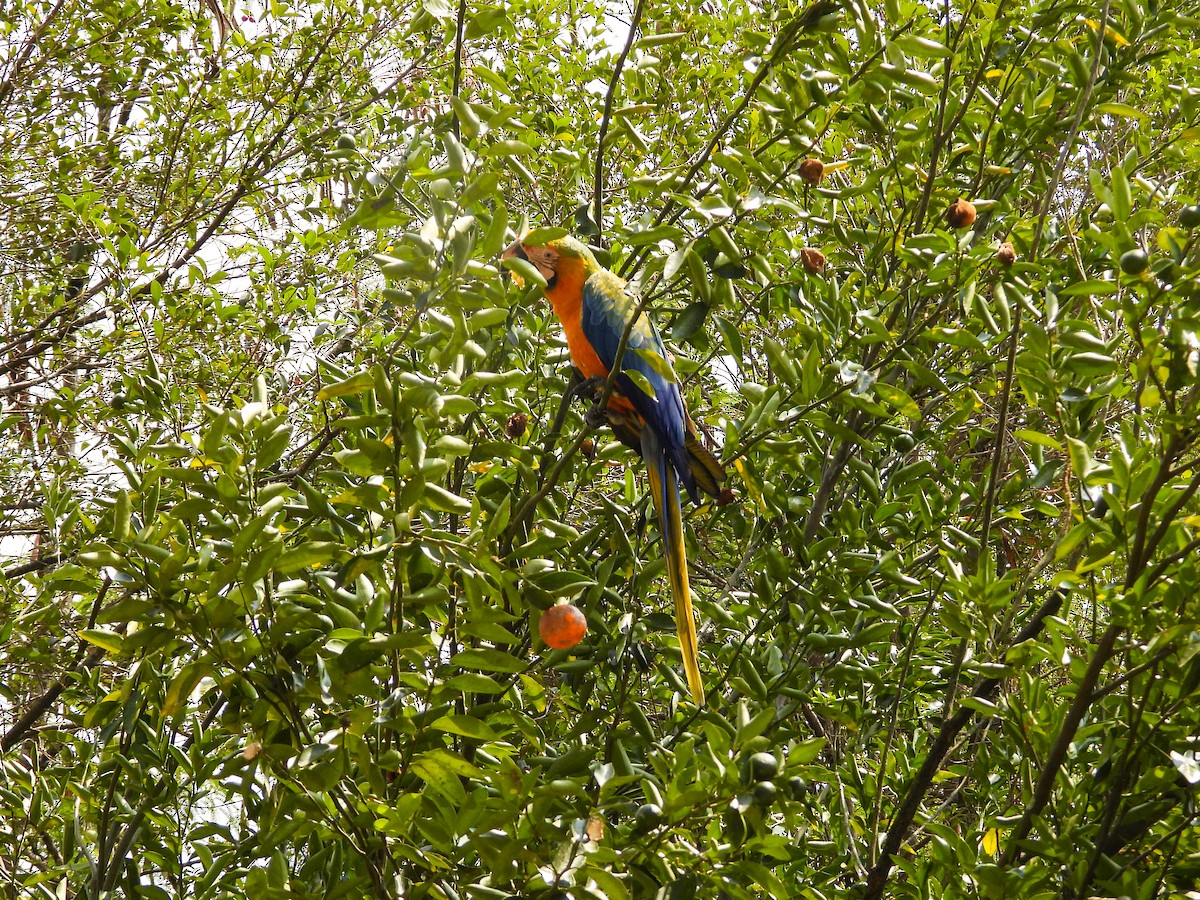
left=575, top=374, right=607, bottom=399
left=584, top=403, right=608, bottom=430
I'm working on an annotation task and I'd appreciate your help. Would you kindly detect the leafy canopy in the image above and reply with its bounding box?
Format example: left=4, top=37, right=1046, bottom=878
left=3, top=0, right=1200, bottom=897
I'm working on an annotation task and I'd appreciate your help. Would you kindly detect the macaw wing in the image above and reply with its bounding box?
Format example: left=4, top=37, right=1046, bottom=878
left=580, top=270, right=687, bottom=453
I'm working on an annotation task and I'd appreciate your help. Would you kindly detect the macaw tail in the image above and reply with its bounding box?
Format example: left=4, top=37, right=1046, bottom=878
left=608, top=408, right=726, bottom=502
left=642, top=429, right=705, bottom=706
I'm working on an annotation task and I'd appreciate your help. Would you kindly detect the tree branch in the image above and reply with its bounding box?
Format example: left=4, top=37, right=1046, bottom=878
left=593, top=0, right=647, bottom=236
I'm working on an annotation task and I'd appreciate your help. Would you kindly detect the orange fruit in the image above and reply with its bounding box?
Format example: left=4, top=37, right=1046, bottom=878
left=539, top=604, right=587, bottom=650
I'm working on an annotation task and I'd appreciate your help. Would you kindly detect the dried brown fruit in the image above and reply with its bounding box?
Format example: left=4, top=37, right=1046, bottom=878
left=505, top=412, right=528, bottom=439
left=580, top=437, right=596, bottom=460
left=800, top=247, right=825, bottom=274
left=997, top=242, right=1016, bottom=267
left=717, top=488, right=737, bottom=507
left=946, top=198, right=977, bottom=229
left=798, top=158, right=825, bottom=185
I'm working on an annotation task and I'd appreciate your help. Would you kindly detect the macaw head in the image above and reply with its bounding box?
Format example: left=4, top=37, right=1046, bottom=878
left=502, top=233, right=599, bottom=291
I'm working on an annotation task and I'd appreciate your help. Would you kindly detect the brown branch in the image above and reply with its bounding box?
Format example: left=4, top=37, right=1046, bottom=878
left=862, top=584, right=1070, bottom=898
left=449, top=0, right=468, bottom=140
left=593, top=0, right=647, bottom=235
left=0, top=647, right=106, bottom=752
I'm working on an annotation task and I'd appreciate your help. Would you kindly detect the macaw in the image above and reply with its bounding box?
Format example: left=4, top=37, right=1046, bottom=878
left=503, top=233, right=725, bottom=705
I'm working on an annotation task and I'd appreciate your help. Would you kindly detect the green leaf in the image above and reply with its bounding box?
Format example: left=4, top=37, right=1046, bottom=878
left=444, top=673, right=507, bottom=694
left=79, top=629, right=124, bottom=654
left=1097, top=101, right=1148, bottom=120
left=1111, top=166, right=1131, bottom=222
left=894, top=34, right=952, bottom=58
left=451, top=648, right=527, bottom=673
left=710, top=226, right=741, bottom=260
left=459, top=171, right=500, bottom=207
left=502, top=256, right=547, bottom=288
left=317, top=372, right=376, bottom=400
left=1014, top=429, right=1063, bottom=451
left=411, top=751, right=467, bottom=804
left=485, top=139, right=535, bottom=157
left=672, top=302, right=710, bottom=341
left=337, top=638, right=387, bottom=672
left=1066, top=436, right=1092, bottom=478
left=276, top=542, right=342, bottom=573
left=874, top=382, right=920, bottom=419
left=631, top=347, right=676, bottom=382
left=1064, top=351, right=1117, bottom=376
left=423, top=482, right=472, bottom=514
left=715, top=315, right=744, bottom=360
left=1058, top=279, right=1116, bottom=297
left=624, top=368, right=658, bottom=398
left=431, top=714, right=499, bottom=741
left=162, top=662, right=210, bottom=715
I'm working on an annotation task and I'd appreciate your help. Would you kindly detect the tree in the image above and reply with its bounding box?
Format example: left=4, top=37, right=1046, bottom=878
left=3, top=0, right=1200, bottom=896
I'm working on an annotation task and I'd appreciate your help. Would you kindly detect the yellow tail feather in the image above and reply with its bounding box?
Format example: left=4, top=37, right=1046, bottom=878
left=645, top=450, right=705, bottom=706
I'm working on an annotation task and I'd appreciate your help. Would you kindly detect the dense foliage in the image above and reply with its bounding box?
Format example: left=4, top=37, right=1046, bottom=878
left=4, top=0, right=1200, bottom=896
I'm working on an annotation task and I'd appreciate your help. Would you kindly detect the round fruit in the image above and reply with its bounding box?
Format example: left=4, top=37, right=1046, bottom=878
left=335, top=133, right=357, bottom=150
left=1119, top=248, right=1149, bottom=275
left=1180, top=205, right=1200, bottom=229
left=800, top=247, right=825, bottom=274
left=634, top=803, right=663, bottom=831
left=798, top=158, right=825, bottom=185
left=893, top=432, right=916, bottom=453
left=997, top=241, right=1017, bottom=267
left=505, top=412, right=528, bottom=439
left=752, top=780, right=778, bottom=807
left=745, top=751, right=779, bottom=784
left=539, top=604, right=587, bottom=650
left=945, top=198, right=977, bottom=229
left=788, top=776, right=808, bottom=799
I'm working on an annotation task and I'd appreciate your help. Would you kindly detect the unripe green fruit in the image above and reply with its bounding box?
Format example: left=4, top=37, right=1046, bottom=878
left=752, top=780, right=778, bottom=807
left=1119, top=248, right=1149, bottom=275
left=743, top=751, right=779, bottom=784
left=634, top=803, right=663, bottom=831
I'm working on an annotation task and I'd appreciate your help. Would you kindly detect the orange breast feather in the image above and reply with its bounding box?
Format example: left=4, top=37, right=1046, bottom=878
left=545, top=260, right=635, bottom=413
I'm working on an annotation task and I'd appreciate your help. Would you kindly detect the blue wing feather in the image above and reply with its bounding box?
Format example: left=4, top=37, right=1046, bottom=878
left=581, top=271, right=697, bottom=499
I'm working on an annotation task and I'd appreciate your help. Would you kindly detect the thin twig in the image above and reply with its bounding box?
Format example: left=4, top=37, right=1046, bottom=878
left=450, top=0, right=468, bottom=140
left=593, top=0, right=647, bottom=236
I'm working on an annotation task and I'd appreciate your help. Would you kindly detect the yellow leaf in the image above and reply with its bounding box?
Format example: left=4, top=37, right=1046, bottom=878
left=981, top=827, right=1000, bottom=855
left=1085, top=19, right=1130, bottom=45
left=732, top=458, right=768, bottom=514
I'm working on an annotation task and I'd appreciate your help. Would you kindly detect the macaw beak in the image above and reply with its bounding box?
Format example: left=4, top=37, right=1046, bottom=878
left=501, top=240, right=529, bottom=288
left=502, top=238, right=560, bottom=289
left=501, top=240, right=528, bottom=263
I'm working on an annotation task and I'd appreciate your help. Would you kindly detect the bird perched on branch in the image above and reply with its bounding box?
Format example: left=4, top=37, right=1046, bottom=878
left=503, top=233, right=725, bottom=704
